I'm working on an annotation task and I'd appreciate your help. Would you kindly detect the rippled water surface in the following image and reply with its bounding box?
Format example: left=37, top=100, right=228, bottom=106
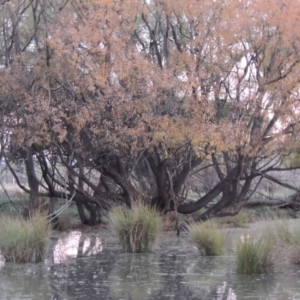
left=1, top=220, right=300, bottom=299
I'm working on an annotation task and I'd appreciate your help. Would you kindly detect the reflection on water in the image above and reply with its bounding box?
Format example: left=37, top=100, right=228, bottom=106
left=108, top=254, right=162, bottom=299
left=0, top=263, right=51, bottom=300
left=51, top=231, right=103, bottom=264
left=1, top=220, right=300, bottom=299
left=0, top=256, right=4, bottom=270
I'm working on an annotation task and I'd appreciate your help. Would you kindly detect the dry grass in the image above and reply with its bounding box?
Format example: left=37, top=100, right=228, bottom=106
left=162, top=212, right=178, bottom=231
left=216, top=210, right=254, bottom=228
left=254, top=207, right=290, bottom=221
left=53, top=212, right=73, bottom=231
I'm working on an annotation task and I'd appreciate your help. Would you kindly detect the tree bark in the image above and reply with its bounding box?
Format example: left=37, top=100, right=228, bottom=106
left=23, top=148, right=40, bottom=212
left=177, top=168, right=237, bottom=214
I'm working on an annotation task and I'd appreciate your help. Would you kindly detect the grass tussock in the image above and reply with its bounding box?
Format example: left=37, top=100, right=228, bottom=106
left=0, top=213, right=51, bottom=263
left=236, top=233, right=275, bottom=274
left=188, top=221, right=225, bottom=256
left=275, top=221, right=297, bottom=244
left=106, top=203, right=162, bottom=253
left=275, top=221, right=300, bottom=265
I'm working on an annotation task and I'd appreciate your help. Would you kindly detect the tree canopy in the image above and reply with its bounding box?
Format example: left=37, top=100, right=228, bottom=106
left=1, top=0, right=300, bottom=224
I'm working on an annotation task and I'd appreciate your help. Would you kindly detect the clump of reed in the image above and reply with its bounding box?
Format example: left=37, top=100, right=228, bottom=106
left=106, top=202, right=162, bottom=253
left=187, top=221, right=225, bottom=256
left=0, top=213, right=51, bottom=263
left=275, top=221, right=300, bottom=265
left=275, top=221, right=300, bottom=244
left=236, top=233, right=275, bottom=274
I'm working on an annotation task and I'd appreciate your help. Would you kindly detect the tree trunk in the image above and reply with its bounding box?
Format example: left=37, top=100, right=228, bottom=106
left=75, top=198, right=90, bottom=225
left=177, top=168, right=238, bottom=214
left=247, top=192, right=300, bottom=209
left=24, top=148, right=40, bottom=212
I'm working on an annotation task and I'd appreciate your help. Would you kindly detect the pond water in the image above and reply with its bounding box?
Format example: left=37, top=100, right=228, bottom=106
left=1, top=220, right=300, bottom=299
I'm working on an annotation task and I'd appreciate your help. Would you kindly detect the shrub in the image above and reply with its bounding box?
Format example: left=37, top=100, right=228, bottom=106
left=0, top=214, right=51, bottom=263
left=187, top=221, right=225, bottom=256
left=106, top=203, right=162, bottom=253
left=236, top=233, right=274, bottom=274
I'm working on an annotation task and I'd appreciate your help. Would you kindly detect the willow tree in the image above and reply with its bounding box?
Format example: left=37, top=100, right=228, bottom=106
left=1, top=0, right=300, bottom=224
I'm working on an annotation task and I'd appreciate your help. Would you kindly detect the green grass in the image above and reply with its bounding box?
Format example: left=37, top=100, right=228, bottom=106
left=274, top=221, right=300, bottom=264
left=0, top=213, right=51, bottom=263
left=187, top=221, right=225, bottom=256
left=236, top=233, right=275, bottom=274
left=106, top=203, right=162, bottom=253
left=275, top=221, right=298, bottom=244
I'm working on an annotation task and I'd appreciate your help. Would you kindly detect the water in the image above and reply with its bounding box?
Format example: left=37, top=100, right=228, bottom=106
left=1, top=221, right=300, bottom=299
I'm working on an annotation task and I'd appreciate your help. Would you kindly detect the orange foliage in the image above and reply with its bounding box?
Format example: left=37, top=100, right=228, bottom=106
left=0, top=0, right=299, bottom=155
left=1, top=0, right=300, bottom=216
